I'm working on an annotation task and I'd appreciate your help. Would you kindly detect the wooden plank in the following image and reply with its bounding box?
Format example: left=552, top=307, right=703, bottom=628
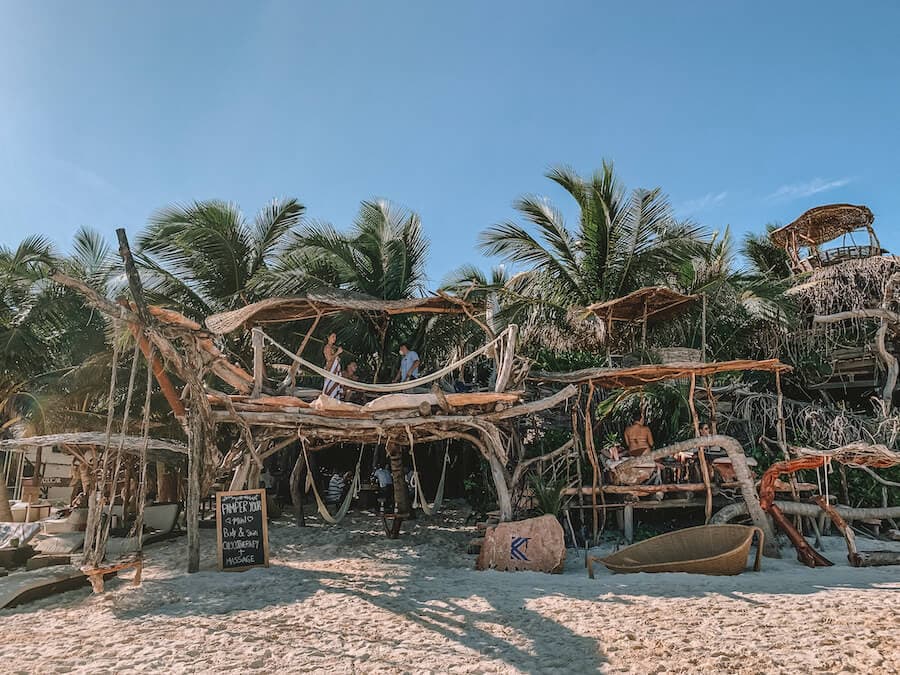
left=0, top=567, right=89, bottom=609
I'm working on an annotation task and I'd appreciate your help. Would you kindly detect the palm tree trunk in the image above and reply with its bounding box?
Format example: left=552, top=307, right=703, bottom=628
left=388, top=441, right=410, bottom=517
left=0, top=478, right=12, bottom=521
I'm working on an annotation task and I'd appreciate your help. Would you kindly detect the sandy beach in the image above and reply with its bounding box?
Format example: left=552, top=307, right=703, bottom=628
left=1, top=506, right=899, bottom=674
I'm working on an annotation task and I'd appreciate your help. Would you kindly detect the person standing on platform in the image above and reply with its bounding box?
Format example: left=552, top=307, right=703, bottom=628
left=322, top=332, right=343, bottom=399
left=393, top=342, right=420, bottom=383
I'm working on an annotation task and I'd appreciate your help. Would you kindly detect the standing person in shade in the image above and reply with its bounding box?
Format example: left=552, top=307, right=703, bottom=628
left=393, top=342, right=420, bottom=383
left=322, top=332, right=343, bottom=399
left=373, top=464, right=394, bottom=513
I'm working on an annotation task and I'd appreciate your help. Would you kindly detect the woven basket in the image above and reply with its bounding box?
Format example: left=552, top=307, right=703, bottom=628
left=599, top=524, right=764, bottom=575
left=656, top=347, right=702, bottom=364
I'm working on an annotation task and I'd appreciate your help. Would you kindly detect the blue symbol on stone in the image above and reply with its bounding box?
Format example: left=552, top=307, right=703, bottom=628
left=510, top=536, right=530, bottom=561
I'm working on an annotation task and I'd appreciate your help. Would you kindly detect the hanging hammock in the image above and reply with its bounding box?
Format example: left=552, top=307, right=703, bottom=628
left=259, top=325, right=512, bottom=394
left=408, top=429, right=450, bottom=516
left=302, top=443, right=363, bottom=524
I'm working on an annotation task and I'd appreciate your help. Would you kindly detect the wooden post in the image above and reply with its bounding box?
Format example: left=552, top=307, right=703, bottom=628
left=186, top=406, right=203, bottom=573
left=701, top=293, right=707, bottom=362
left=583, top=384, right=600, bottom=544
left=494, top=324, right=518, bottom=393
left=689, top=374, right=713, bottom=522
left=623, top=503, right=634, bottom=544
left=281, top=314, right=322, bottom=392
left=252, top=328, right=265, bottom=399
left=775, top=371, right=788, bottom=459
left=641, top=298, right=648, bottom=352
left=388, top=439, right=411, bottom=518
left=289, top=448, right=307, bottom=527
left=115, top=228, right=152, bottom=327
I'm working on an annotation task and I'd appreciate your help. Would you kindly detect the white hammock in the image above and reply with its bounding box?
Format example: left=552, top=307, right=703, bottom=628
left=303, top=444, right=363, bottom=525
left=258, top=326, right=511, bottom=394
left=411, top=444, right=450, bottom=516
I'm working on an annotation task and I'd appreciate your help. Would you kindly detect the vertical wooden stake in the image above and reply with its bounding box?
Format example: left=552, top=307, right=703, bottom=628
left=252, top=328, right=265, bottom=399
left=689, top=374, right=713, bottom=522
left=701, top=293, right=707, bottom=362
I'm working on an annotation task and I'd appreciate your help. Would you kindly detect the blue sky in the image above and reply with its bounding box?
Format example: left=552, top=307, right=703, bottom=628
left=2, top=1, right=899, bottom=287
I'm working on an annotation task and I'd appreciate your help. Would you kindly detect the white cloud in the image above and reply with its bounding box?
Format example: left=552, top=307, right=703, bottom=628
left=767, top=177, right=852, bottom=201
left=678, top=191, right=728, bottom=215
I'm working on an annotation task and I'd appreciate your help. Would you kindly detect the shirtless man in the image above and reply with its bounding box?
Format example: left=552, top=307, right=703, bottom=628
left=624, top=414, right=654, bottom=457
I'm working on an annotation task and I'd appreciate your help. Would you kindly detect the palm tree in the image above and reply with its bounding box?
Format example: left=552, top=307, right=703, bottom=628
left=137, top=198, right=305, bottom=320
left=260, top=199, right=431, bottom=381
left=743, top=224, right=792, bottom=279
left=661, top=227, right=793, bottom=360
left=479, top=161, right=704, bottom=316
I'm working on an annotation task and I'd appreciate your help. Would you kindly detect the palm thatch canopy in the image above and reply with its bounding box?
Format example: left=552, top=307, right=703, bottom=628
left=530, top=358, right=790, bottom=388
left=205, top=290, right=471, bottom=335
left=586, top=286, right=697, bottom=324
left=770, top=204, right=875, bottom=248
left=0, top=432, right=187, bottom=465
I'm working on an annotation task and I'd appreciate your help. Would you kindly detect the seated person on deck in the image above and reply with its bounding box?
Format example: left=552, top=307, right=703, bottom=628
left=342, top=361, right=365, bottom=404
left=624, top=414, right=654, bottom=457
left=623, top=413, right=663, bottom=491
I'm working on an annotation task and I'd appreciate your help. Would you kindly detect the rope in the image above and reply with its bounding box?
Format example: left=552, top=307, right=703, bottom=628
left=409, top=444, right=450, bottom=516
left=302, top=442, right=363, bottom=524
left=259, top=326, right=512, bottom=394
left=87, top=336, right=141, bottom=566
left=129, top=343, right=154, bottom=550
left=84, top=316, right=121, bottom=562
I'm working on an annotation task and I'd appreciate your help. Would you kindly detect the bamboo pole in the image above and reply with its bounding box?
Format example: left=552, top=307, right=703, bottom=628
left=689, top=374, right=713, bottom=522
left=701, top=293, right=707, bottom=362
left=282, top=313, right=322, bottom=392
left=252, top=328, right=266, bottom=399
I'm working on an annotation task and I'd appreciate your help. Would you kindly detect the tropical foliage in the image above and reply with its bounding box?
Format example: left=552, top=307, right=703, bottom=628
left=1, top=160, right=896, bottom=509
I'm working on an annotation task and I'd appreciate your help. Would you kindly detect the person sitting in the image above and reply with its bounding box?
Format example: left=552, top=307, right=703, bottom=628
left=326, top=471, right=346, bottom=506
left=322, top=332, right=343, bottom=399
left=624, top=413, right=654, bottom=457
left=623, top=414, right=664, bottom=497
left=343, top=361, right=365, bottom=404
left=393, top=342, right=420, bottom=383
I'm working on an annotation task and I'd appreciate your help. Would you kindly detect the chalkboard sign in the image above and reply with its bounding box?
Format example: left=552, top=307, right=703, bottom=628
left=215, top=489, right=270, bottom=572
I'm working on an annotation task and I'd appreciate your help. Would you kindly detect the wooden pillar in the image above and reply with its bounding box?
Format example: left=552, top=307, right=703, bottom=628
left=623, top=503, right=634, bottom=544
left=689, top=374, right=713, bottom=522
left=494, top=324, right=518, bottom=393
left=251, top=328, right=265, bottom=399
left=289, top=449, right=307, bottom=527
left=641, top=298, right=648, bottom=351
left=186, top=407, right=203, bottom=573
left=775, top=371, right=788, bottom=459
left=388, top=439, right=411, bottom=517
left=701, top=293, right=707, bottom=362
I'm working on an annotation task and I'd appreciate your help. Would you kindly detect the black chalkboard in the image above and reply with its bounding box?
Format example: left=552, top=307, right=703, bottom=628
left=215, top=489, right=270, bottom=572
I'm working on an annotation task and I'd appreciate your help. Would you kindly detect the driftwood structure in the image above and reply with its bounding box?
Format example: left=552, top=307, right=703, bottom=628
left=759, top=442, right=900, bottom=568
left=532, top=359, right=791, bottom=554
left=584, top=286, right=700, bottom=356
left=51, top=233, right=578, bottom=570
left=771, top=203, right=881, bottom=273
left=203, top=295, right=577, bottom=530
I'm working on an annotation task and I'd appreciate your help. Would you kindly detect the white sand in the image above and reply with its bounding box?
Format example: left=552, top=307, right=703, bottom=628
left=1, top=505, right=899, bottom=674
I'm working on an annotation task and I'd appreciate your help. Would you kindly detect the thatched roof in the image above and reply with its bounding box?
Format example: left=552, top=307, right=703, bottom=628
left=0, top=432, right=187, bottom=465
left=770, top=204, right=875, bottom=248
left=205, top=290, right=470, bottom=335
left=530, top=358, right=790, bottom=388
left=586, top=286, right=697, bottom=324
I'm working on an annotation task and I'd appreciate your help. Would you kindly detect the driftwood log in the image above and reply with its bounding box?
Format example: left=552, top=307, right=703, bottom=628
left=759, top=456, right=833, bottom=567
left=813, top=496, right=900, bottom=567
left=613, top=434, right=779, bottom=557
